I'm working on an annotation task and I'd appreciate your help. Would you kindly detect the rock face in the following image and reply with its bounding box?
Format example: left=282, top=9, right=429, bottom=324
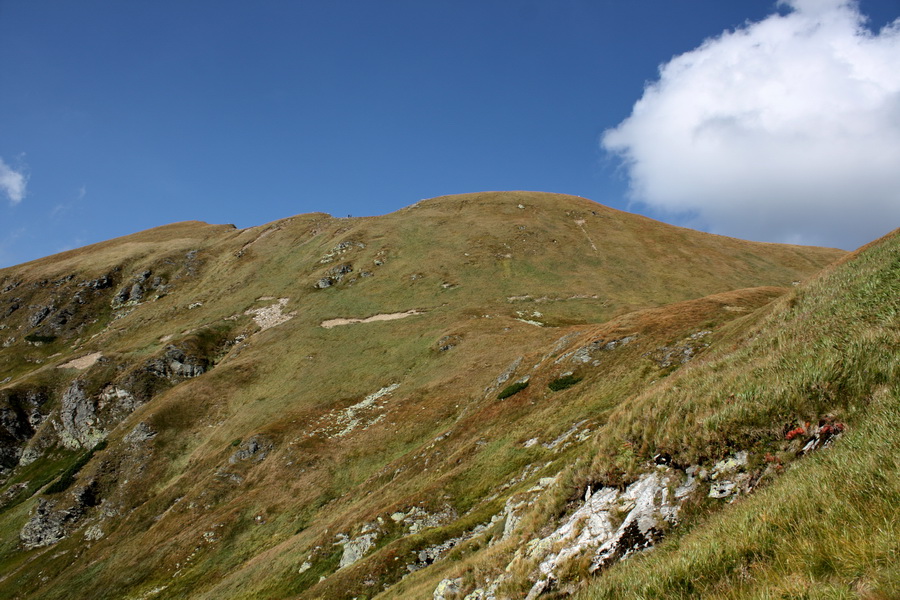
left=19, top=499, right=73, bottom=548
left=228, top=435, right=273, bottom=464
left=338, top=532, right=378, bottom=569
left=314, top=263, right=354, bottom=289
left=571, top=335, right=637, bottom=364
left=57, top=382, right=106, bottom=450
left=434, top=578, right=462, bottom=600
left=112, top=269, right=164, bottom=306
left=124, top=422, right=157, bottom=445
left=19, top=483, right=100, bottom=549
left=0, top=388, right=49, bottom=472
left=20, top=496, right=87, bottom=549
left=524, top=470, right=684, bottom=599
left=146, top=346, right=207, bottom=379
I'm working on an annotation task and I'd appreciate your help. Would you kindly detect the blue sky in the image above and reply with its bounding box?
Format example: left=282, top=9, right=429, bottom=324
left=2, top=1, right=899, bottom=267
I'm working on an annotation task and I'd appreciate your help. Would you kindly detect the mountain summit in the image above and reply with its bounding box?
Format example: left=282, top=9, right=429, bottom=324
left=2, top=192, right=896, bottom=599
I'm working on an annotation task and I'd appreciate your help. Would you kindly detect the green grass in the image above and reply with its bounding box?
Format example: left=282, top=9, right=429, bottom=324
left=44, top=440, right=107, bottom=495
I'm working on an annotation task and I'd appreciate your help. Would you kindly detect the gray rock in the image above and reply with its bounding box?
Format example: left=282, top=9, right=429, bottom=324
left=128, top=282, right=145, bottom=303
left=494, top=357, right=523, bottom=389
left=113, top=270, right=153, bottom=305
left=58, top=381, right=105, bottom=450
left=83, top=274, right=112, bottom=290
left=1, top=280, right=21, bottom=293
left=3, top=301, right=19, bottom=317
left=401, top=505, right=458, bottom=534
left=146, top=346, right=206, bottom=379
left=571, top=335, right=637, bottom=364
left=708, top=480, right=737, bottom=499
left=124, top=422, right=157, bottom=444
left=99, top=386, right=140, bottom=417
left=228, top=435, right=273, bottom=464
left=113, top=284, right=133, bottom=305
left=314, top=263, right=353, bottom=289
left=215, top=471, right=244, bottom=484
left=19, top=499, right=82, bottom=549
left=524, top=470, right=686, bottom=599
left=19, top=446, right=41, bottom=466
left=84, top=524, right=104, bottom=541
left=0, top=387, right=50, bottom=469
left=338, top=532, right=378, bottom=568
left=434, top=578, right=462, bottom=600
left=28, top=305, right=53, bottom=327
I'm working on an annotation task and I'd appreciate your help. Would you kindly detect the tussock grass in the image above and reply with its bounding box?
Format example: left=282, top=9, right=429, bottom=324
left=576, top=232, right=900, bottom=598
left=589, top=232, right=900, bottom=475
left=580, top=388, right=900, bottom=600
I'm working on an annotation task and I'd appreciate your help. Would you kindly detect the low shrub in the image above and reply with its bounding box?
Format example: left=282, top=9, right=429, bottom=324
left=24, top=334, right=57, bottom=344
left=498, top=380, right=529, bottom=400
left=548, top=374, right=583, bottom=392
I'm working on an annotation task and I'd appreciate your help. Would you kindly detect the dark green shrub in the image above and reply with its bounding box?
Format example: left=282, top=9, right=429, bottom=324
left=24, top=334, right=57, bottom=344
left=548, top=374, right=583, bottom=392
left=497, top=380, right=529, bottom=400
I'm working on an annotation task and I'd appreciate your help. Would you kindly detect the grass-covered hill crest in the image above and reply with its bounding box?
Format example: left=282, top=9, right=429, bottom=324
left=1, top=191, right=895, bottom=599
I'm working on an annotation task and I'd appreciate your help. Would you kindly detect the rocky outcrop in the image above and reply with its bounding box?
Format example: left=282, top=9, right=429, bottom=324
left=523, top=470, right=683, bottom=598
left=112, top=269, right=168, bottom=307
left=570, top=335, right=637, bottom=365
left=19, top=499, right=74, bottom=548
left=0, top=387, right=50, bottom=471
left=645, top=330, right=711, bottom=369
left=19, top=482, right=101, bottom=549
left=407, top=518, right=496, bottom=573
left=338, top=531, right=379, bottom=569
left=314, top=263, right=354, bottom=289
left=434, top=578, right=462, bottom=600
left=145, top=346, right=207, bottom=379
left=98, top=386, right=140, bottom=419
left=28, top=305, right=54, bottom=328
left=56, top=381, right=106, bottom=450
left=124, top=422, right=157, bottom=445
left=320, top=240, right=366, bottom=264
left=228, top=435, right=272, bottom=464
left=393, top=504, right=458, bottom=535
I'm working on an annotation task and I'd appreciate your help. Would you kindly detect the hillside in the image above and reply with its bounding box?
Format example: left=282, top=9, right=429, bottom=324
left=0, top=190, right=874, bottom=600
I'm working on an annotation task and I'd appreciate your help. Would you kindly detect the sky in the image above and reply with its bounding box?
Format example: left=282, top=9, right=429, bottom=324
left=1, top=0, right=899, bottom=268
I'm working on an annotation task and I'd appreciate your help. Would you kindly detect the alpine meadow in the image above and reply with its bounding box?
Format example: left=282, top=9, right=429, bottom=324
left=2, top=191, right=897, bottom=599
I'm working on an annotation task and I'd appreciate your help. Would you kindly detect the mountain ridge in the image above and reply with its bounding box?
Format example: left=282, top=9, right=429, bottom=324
left=3, top=191, right=893, bottom=600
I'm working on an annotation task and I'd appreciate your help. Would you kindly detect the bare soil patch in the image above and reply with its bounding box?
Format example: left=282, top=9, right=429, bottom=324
left=58, top=352, right=103, bottom=370
left=320, top=310, right=422, bottom=329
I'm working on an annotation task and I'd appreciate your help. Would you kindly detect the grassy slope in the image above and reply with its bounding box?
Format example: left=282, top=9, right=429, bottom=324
left=0, top=192, right=848, bottom=599
left=577, top=231, right=900, bottom=599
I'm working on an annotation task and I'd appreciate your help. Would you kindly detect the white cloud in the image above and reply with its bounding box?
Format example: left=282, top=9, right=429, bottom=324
left=602, top=0, right=900, bottom=249
left=0, top=157, right=27, bottom=206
